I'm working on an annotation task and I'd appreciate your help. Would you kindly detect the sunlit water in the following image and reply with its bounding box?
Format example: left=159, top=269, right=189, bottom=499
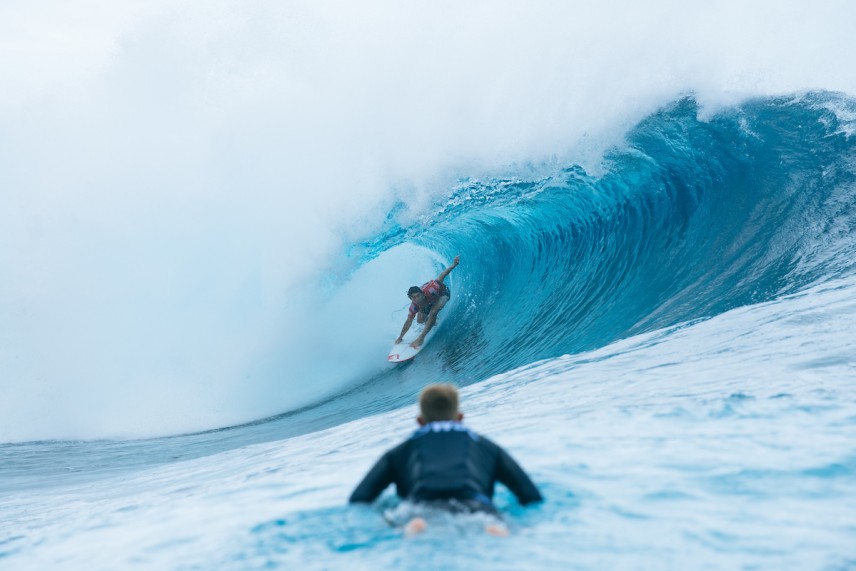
left=4, top=3, right=856, bottom=570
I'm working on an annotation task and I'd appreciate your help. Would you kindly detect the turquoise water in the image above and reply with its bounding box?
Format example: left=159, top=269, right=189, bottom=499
left=3, top=93, right=856, bottom=569
left=4, top=1, right=856, bottom=565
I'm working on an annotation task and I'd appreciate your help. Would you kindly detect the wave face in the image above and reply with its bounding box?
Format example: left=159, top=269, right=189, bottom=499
left=2, top=92, right=856, bottom=570
left=5, top=0, right=856, bottom=443
left=2, top=92, right=856, bottom=446
left=369, top=92, right=856, bottom=383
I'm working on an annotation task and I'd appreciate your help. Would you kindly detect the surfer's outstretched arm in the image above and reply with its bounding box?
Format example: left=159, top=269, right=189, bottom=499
left=396, top=315, right=415, bottom=344
left=435, top=255, right=460, bottom=283
left=349, top=453, right=394, bottom=504
left=494, top=446, right=544, bottom=505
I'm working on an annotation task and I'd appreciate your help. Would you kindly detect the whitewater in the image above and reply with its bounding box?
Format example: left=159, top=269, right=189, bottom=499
left=2, top=1, right=856, bottom=569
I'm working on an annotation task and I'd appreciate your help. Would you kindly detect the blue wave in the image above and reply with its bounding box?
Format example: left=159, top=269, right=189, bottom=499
left=5, top=92, right=856, bottom=487
left=365, top=92, right=856, bottom=382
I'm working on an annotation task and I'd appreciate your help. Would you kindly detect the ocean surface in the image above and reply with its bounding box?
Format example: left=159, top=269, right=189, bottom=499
left=3, top=3, right=856, bottom=570
left=3, top=91, right=856, bottom=570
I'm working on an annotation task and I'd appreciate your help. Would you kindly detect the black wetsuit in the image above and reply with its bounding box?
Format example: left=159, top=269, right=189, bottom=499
left=349, top=421, right=543, bottom=512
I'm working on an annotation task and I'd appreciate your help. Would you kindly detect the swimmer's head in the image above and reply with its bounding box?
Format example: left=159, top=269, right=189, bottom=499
left=418, top=383, right=463, bottom=424
left=407, top=286, right=425, bottom=304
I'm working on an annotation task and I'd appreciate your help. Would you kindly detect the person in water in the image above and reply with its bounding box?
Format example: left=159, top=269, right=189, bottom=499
left=396, top=255, right=460, bottom=349
left=349, top=383, right=543, bottom=535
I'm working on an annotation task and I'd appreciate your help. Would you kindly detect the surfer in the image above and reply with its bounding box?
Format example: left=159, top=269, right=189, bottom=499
left=395, top=255, right=460, bottom=349
left=349, top=383, right=543, bottom=536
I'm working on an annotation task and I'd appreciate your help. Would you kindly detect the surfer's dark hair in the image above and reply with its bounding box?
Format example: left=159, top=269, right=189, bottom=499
left=407, top=286, right=422, bottom=297
left=419, top=384, right=459, bottom=422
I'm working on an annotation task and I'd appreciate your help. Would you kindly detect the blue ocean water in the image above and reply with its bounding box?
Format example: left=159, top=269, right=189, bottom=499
left=2, top=91, right=856, bottom=569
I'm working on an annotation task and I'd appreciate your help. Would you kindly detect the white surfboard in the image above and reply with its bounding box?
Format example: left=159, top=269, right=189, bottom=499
left=387, top=342, right=421, bottom=363
left=387, top=324, right=429, bottom=363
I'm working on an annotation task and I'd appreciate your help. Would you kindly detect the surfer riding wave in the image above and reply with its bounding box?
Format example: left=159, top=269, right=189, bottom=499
left=396, top=256, right=460, bottom=349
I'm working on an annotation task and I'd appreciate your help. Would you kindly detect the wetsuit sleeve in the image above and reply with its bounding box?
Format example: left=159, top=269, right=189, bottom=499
left=495, top=447, right=543, bottom=505
left=349, top=451, right=395, bottom=504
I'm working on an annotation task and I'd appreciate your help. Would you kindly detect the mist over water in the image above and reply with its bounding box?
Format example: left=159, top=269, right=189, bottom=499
left=3, top=0, right=856, bottom=441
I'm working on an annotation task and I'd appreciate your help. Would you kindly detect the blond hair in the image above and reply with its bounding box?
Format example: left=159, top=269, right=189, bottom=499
left=419, top=384, right=459, bottom=422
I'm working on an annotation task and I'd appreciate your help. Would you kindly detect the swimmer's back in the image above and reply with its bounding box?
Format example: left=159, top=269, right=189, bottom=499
left=349, top=421, right=542, bottom=506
